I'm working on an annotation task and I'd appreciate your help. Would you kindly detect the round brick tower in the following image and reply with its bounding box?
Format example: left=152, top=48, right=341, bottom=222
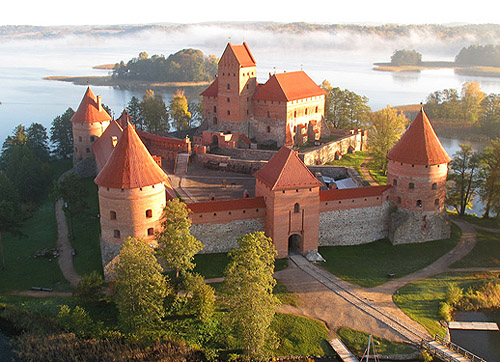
left=386, top=107, right=451, bottom=244
left=71, top=87, right=112, bottom=166
left=94, top=124, right=173, bottom=275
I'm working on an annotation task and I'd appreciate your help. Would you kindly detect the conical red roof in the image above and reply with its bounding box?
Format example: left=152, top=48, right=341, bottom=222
left=71, top=87, right=111, bottom=124
left=386, top=108, right=451, bottom=165
left=116, top=109, right=132, bottom=129
left=92, top=119, right=123, bottom=171
left=94, top=124, right=170, bottom=189
left=254, top=147, right=323, bottom=191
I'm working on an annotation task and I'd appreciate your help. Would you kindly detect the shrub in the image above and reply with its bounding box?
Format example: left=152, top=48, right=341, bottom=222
left=73, top=271, right=106, bottom=303
left=439, top=302, right=453, bottom=322
left=445, top=284, right=463, bottom=306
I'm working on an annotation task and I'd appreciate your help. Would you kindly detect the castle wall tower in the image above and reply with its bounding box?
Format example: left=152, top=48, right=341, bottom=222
left=254, top=147, right=323, bottom=258
left=71, top=87, right=112, bottom=166
left=386, top=108, right=451, bottom=244
left=94, top=124, right=173, bottom=275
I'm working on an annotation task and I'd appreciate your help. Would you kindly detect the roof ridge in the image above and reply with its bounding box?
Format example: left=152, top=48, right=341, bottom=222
left=274, top=74, right=290, bottom=102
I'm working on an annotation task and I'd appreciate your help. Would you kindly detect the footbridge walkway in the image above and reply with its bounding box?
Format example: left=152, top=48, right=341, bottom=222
left=289, top=255, right=486, bottom=362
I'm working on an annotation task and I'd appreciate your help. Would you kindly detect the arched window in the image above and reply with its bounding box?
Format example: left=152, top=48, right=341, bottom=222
left=146, top=209, right=152, bottom=218
left=110, top=211, right=117, bottom=220
left=393, top=179, right=398, bottom=186
left=409, top=183, right=415, bottom=190
left=147, top=227, right=154, bottom=236
left=432, top=183, right=437, bottom=190
left=114, top=230, right=120, bottom=238
left=227, top=83, right=230, bottom=90
left=435, top=198, right=440, bottom=206
left=267, top=126, right=271, bottom=133
left=294, top=203, right=300, bottom=213
left=213, top=105, right=216, bottom=112
left=416, top=200, right=422, bottom=208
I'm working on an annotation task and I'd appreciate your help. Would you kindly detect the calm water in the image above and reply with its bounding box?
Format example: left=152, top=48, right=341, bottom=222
left=450, top=310, right=500, bottom=361
left=0, top=331, right=12, bottom=362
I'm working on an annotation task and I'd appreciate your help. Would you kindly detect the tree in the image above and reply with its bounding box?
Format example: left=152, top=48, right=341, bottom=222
left=141, top=90, right=169, bottom=134
left=222, top=232, right=280, bottom=358
left=461, top=81, right=485, bottom=123
left=321, top=80, right=371, bottom=129
left=26, top=123, right=50, bottom=161
left=51, top=173, right=88, bottom=240
left=182, top=272, right=215, bottom=323
left=368, top=106, right=408, bottom=175
left=479, top=140, right=500, bottom=218
left=126, top=96, right=144, bottom=130
left=50, top=108, right=75, bottom=159
left=390, top=49, right=422, bottom=66
left=73, top=270, right=106, bottom=303
left=0, top=173, right=24, bottom=270
left=480, top=93, right=500, bottom=134
left=169, top=90, right=191, bottom=131
left=113, top=237, right=169, bottom=335
left=447, top=144, right=481, bottom=216
left=156, top=199, right=203, bottom=279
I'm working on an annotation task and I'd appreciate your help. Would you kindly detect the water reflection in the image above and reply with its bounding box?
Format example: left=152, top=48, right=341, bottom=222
left=391, top=71, right=420, bottom=84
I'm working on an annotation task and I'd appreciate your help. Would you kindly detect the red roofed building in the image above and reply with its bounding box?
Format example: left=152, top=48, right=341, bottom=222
left=71, top=87, right=112, bottom=165
left=201, top=43, right=327, bottom=147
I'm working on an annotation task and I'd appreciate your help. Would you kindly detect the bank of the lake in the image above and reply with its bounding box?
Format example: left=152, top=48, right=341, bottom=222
left=374, top=61, right=500, bottom=78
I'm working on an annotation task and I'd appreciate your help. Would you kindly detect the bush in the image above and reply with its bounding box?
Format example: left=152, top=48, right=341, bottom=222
left=439, top=302, right=453, bottom=322
left=73, top=271, right=106, bottom=303
left=445, top=284, right=463, bottom=306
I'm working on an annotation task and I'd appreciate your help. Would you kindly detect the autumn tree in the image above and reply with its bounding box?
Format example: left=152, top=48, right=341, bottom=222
left=461, top=81, right=485, bottom=123
left=0, top=173, right=24, bottom=270
left=156, top=199, right=203, bottom=279
left=50, top=108, right=75, bottom=159
left=183, top=272, right=215, bottom=323
left=321, top=80, right=371, bottom=129
left=222, top=232, right=280, bottom=359
left=480, top=93, right=500, bottom=134
left=51, top=173, right=88, bottom=240
left=113, top=237, right=169, bottom=335
left=169, top=90, right=191, bottom=131
left=141, top=89, right=169, bottom=134
left=479, top=140, right=500, bottom=218
left=368, top=106, right=408, bottom=175
left=447, top=144, right=481, bottom=216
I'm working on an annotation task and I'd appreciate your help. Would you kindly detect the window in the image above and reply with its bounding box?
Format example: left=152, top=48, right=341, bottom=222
left=305, top=108, right=308, bottom=115
left=294, top=111, right=297, bottom=118
left=147, top=228, right=154, bottom=236
left=294, top=203, right=300, bottom=213
left=86, top=148, right=90, bottom=153
left=267, top=111, right=270, bottom=118
left=393, top=179, right=397, bottom=186
left=78, top=136, right=82, bottom=142
left=435, top=198, right=440, bottom=206
left=146, top=209, right=152, bottom=218
left=227, top=97, right=230, bottom=103
left=227, top=110, right=230, bottom=115
left=227, top=83, right=230, bottom=90
left=110, top=211, right=117, bottom=220
left=267, top=126, right=271, bottom=133
left=247, top=84, right=249, bottom=89
left=213, top=105, right=216, bottom=112
left=90, top=136, right=95, bottom=142
left=315, top=106, right=318, bottom=113
left=432, top=183, right=437, bottom=190
left=416, top=200, right=422, bottom=208
left=409, top=183, right=415, bottom=190
left=114, top=230, right=120, bottom=238
left=397, top=197, right=402, bottom=204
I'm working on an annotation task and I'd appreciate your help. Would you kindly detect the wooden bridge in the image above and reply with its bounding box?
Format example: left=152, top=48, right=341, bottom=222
left=328, top=338, right=359, bottom=362
left=423, top=335, right=487, bottom=362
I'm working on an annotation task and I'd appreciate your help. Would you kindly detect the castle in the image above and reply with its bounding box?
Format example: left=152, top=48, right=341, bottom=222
left=69, top=44, right=451, bottom=275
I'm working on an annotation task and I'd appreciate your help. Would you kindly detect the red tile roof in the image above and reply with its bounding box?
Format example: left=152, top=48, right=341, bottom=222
left=92, top=119, right=123, bottom=170
left=71, top=87, right=112, bottom=124
left=187, top=196, right=265, bottom=214
left=320, top=185, right=391, bottom=202
left=94, top=124, right=171, bottom=189
left=253, top=71, right=327, bottom=102
left=254, top=147, right=323, bottom=191
left=386, top=108, right=451, bottom=165
left=116, top=109, right=132, bottom=129
left=200, top=77, right=218, bottom=97
left=225, top=42, right=256, bottom=68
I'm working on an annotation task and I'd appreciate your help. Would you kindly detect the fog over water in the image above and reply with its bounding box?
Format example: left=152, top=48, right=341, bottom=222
left=2, top=24, right=500, bottom=144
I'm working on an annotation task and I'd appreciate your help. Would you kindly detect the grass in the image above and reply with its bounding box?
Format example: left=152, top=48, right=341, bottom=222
left=271, top=313, right=332, bottom=357
left=394, top=272, right=498, bottom=337
left=70, top=177, right=102, bottom=276
left=452, top=213, right=499, bottom=229
left=0, top=198, right=70, bottom=293
left=274, top=279, right=299, bottom=307
left=337, top=327, right=416, bottom=356
left=318, top=223, right=461, bottom=288
left=450, top=229, right=500, bottom=268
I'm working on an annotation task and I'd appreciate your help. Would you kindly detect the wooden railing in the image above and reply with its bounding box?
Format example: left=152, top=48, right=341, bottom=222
left=422, top=335, right=487, bottom=362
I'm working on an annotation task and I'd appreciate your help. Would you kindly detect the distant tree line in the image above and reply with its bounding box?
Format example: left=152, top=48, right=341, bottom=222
left=112, top=48, right=218, bottom=83
left=425, top=81, right=500, bottom=133
left=455, top=44, right=500, bottom=67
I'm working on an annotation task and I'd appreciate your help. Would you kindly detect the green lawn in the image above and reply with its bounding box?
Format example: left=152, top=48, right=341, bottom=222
left=70, top=177, right=102, bottom=276
left=0, top=199, right=70, bottom=293
left=452, top=213, right=499, bottom=229
left=337, top=327, right=416, bottom=355
left=451, top=229, right=500, bottom=268
left=318, top=223, right=461, bottom=288
left=271, top=313, right=332, bottom=357
left=394, top=272, right=497, bottom=337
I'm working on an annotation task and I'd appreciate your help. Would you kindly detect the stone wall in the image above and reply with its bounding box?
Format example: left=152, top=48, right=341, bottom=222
left=191, top=218, right=265, bottom=253
left=301, top=131, right=367, bottom=165
left=389, top=209, right=450, bottom=244
left=307, top=166, right=349, bottom=180
left=216, top=147, right=278, bottom=161
left=318, top=202, right=391, bottom=246
left=195, top=153, right=267, bottom=173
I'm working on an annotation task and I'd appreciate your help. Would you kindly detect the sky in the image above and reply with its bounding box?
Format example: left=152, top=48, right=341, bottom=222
left=2, top=0, right=500, bottom=26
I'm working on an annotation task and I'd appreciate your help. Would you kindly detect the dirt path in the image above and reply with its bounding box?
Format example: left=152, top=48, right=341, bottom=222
left=358, top=156, right=378, bottom=185
left=276, top=219, right=481, bottom=342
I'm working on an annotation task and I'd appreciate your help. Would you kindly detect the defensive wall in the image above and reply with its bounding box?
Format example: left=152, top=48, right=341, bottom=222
left=138, top=130, right=191, bottom=161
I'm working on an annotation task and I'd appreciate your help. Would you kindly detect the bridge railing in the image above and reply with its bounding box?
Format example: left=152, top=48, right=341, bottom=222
left=425, top=335, right=487, bottom=362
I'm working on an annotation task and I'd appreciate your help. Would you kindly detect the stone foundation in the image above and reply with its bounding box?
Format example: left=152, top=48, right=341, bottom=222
left=389, top=209, right=451, bottom=244
left=319, top=202, right=391, bottom=246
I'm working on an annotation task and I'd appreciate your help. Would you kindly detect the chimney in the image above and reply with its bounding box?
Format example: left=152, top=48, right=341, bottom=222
left=111, top=136, right=118, bottom=148
left=97, top=95, right=102, bottom=111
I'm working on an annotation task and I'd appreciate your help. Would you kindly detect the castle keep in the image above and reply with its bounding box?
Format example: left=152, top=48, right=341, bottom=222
left=70, top=44, right=451, bottom=274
